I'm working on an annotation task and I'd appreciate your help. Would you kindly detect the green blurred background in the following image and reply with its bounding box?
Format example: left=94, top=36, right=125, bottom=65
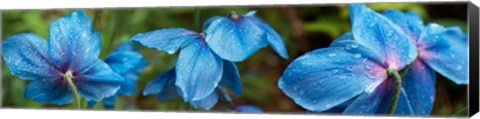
left=1, top=3, right=468, bottom=116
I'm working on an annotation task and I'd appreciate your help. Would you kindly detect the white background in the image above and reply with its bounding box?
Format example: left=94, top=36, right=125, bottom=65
left=0, top=0, right=478, bottom=119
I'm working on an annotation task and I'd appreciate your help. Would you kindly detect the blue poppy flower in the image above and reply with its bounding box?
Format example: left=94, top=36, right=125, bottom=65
left=381, top=6, right=468, bottom=115
left=132, top=28, right=243, bottom=108
left=232, top=105, right=263, bottom=113
left=88, top=41, right=149, bottom=109
left=204, top=10, right=289, bottom=62
left=143, top=60, right=242, bottom=110
left=278, top=4, right=421, bottom=115
left=1, top=11, right=124, bottom=105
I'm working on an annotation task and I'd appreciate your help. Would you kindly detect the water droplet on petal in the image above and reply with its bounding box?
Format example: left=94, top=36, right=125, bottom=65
left=328, top=53, right=336, bottom=57
left=354, top=53, right=362, bottom=59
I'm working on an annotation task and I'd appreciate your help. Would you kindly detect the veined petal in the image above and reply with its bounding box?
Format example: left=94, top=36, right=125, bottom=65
left=203, top=16, right=223, bottom=30
left=418, top=24, right=468, bottom=84
left=219, top=60, right=243, bottom=97
left=278, top=47, right=387, bottom=112
left=48, top=11, right=101, bottom=72
left=190, top=92, right=219, bottom=110
left=24, top=78, right=73, bottom=105
left=343, top=80, right=388, bottom=115
left=349, top=4, right=418, bottom=70
left=330, top=32, right=384, bottom=64
left=376, top=86, right=415, bottom=115
left=2, top=33, right=59, bottom=80
left=403, top=60, right=436, bottom=115
left=131, top=28, right=199, bottom=54
left=75, top=60, right=124, bottom=101
left=244, top=12, right=288, bottom=59
left=176, top=39, right=224, bottom=101
left=205, top=16, right=267, bottom=62
left=383, top=10, right=424, bottom=40
left=143, top=68, right=180, bottom=102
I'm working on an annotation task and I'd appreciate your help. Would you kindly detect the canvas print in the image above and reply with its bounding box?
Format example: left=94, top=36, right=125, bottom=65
left=0, top=2, right=470, bottom=117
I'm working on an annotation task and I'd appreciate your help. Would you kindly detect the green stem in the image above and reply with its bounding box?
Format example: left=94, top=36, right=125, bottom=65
left=194, top=7, right=201, bottom=32
left=387, top=69, right=402, bottom=115
left=64, top=71, right=81, bottom=109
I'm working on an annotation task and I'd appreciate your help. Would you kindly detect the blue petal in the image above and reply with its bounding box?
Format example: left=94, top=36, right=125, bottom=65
left=115, top=41, right=135, bottom=52
left=234, top=105, right=263, bottom=113
left=216, top=87, right=232, bottom=102
left=75, top=60, right=124, bottom=101
left=203, top=16, right=222, bottom=30
left=117, top=73, right=139, bottom=96
left=349, top=4, right=418, bottom=69
left=219, top=60, right=242, bottom=97
left=143, top=68, right=180, bottom=102
left=131, top=28, right=199, bottom=54
left=376, top=81, right=414, bottom=115
left=330, top=32, right=384, bottom=64
left=142, top=72, right=171, bottom=96
left=418, top=24, right=468, bottom=84
left=343, top=80, right=388, bottom=115
left=190, top=92, right=219, bottom=110
left=24, top=78, right=73, bottom=105
left=205, top=16, right=268, bottom=62
left=106, top=51, right=147, bottom=75
left=175, top=40, right=224, bottom=101
left=102, top=95, right=118, bottom=109
left=403, top=60, right=436, bottom=115
left=244, top=12, right=288, bottom=59
left=382, top=10, right=424, bottom=40
left=48, top=11, right=101, bottom=72
left=278, top=47, right=387, bottom=112
left=2, top=33, right=59, bottom=80
left=87, top=101, right=97, bottom=108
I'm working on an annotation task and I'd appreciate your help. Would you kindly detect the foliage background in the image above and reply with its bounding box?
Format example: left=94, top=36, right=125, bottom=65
left=1, top=3, right=468, bottom=116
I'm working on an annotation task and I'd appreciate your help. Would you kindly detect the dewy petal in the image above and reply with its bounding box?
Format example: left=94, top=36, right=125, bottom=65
left=48, top=11, right=101, bottom=72
left=382, top=10, right=424, bottom=40
left=278, top=47, right=387, bottom=112
left=219, top=60, right=243, bottom=97
left=418, top=24, right=468, bottom=84
left=190, top=91, right=219, bottom=110
left=349, top=4, right=418, bottom=70
left=143, top=68, right=180, bottom=102
left=106, top=51, right=148, bottom=75
left=244, top=12, right=289, bottom=59
left=205, top=16, right=268, bottom=62
left=402, top=60, right=436, bottom=115
left=330, top=32, right=384, bottom=64
left=75, top=60, right=124, bottom=101
left=2, top=33, right=59, bottom=80
left=203, top=16, right=223, bottom=30
left=24, top=78, right=73, bottom=105
left=176, top=39, right=224, bottom=101
left=343, top=80, right=388, bottom=115
left=376, top=87, right=415, bottom=115
left=131, top=28, right=199, bottom=54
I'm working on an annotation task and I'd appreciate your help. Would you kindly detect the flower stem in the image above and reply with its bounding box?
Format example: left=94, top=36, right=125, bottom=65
left=64, top=71, right=81, bottom=109
left=194, top=7, right=201, bottom=32
left=386, top=69, right=402, bottom=115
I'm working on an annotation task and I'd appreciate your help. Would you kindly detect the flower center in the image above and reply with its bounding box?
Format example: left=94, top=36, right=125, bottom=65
left=229, top=11, right=239, bottom=19
left=63, top=70, right=74, bottom=80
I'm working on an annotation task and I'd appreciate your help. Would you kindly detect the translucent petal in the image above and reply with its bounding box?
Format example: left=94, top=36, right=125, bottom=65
left=219, top=60, right=242, bottom=97
left=48, top=11, right=101, bottom=72
left=349, top=4, right=418, bottom=70
left=278, top=47, right=387, bottom=112
left=131, top=28, right=199, bottom=54
left=75, top=60, right=124, bottom=101
left=2, top=33, right=59, bottom=80
left=176, top=40, right=224, bottom=101
left=205, top=16, right=267, bottom=62
left=402, top=60, right=436, bottom=115
left=418, top=24, right=468, bottom=84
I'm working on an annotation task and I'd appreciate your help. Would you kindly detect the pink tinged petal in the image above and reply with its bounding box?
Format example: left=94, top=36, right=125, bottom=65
left=418, top=23, right=468, bottom=84
left=349, top=4, right=418, bottom=70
